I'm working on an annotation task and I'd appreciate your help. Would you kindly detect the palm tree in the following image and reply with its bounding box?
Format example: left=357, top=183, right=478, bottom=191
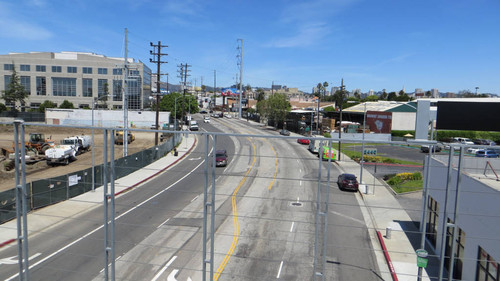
left=323, top=81, right=329, bottom=96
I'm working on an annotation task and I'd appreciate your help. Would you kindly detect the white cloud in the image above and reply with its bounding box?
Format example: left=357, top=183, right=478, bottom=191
left=0, top=2, right=52, bottom=40
left=264, top=22, right=330, bottom=48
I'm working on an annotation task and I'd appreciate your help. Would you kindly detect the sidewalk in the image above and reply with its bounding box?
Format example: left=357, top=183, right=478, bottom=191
left=336, top=154, right=432, bottom=281
left=0, top=135, right=197, bottom=248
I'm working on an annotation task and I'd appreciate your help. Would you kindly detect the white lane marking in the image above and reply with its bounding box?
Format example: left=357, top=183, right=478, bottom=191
left=297, top=197, right=300, bottom=203
left=7, top=155, right=208, bottom=281
left=277, top=260, right=284, bottom=278
left=330, top=210, right=365, bottom=225
left=157, top=218, right=170, bottom=228
left=296, top=159, right=299, bottom=163
left=289, top=222, right=294, bottom=232
left=189, top=157, right=202, bottom=161
left=299, top=168, right=302, bottom=173
left=167, top=269, right=179, bottom=281
left=299, top=180, right=302, bottom=186
left=151, top=256, right=177, bottom=281
left=190, top=195, right=199, bottom=203
left=0, top=253, right=41, bottom=265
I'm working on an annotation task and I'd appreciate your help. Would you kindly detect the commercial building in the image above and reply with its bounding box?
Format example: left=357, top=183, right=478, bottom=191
left=426, top=154, right=500, bottom=280
left=0, top=52, right=152, bottom=111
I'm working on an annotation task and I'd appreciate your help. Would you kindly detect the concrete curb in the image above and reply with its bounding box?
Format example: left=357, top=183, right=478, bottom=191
left=377, top=230, right=399, bottom=281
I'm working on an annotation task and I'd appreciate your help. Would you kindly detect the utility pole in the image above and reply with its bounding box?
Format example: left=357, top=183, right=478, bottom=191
left=237, top=39, right=243, bottom=119
left=213, top=70, right=216, bottom=111
left=338, top=78, right=345, bottom=161
left=150, top=41, right=168, bottom=146
left=177, top=63, right=191, bottom=128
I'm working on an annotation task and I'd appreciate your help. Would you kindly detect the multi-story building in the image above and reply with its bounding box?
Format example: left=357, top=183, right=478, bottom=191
left=0, top=52, right=152, bottom=111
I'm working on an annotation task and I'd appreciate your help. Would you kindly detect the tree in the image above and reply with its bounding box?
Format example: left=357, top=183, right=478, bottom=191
left=1, top=65, right=29, bottom=111
left=39, top=100, right=57, bottom=113
left=316, top=83, right=323, bottom=97
left=0, top=103, right=7, bottom=113
left=59, top=100, right=75, bottom=109
left=256, top=88, right=266, bottom=102
left=159, top=92, right=199, bottom=121
left=267, top=93, right=291, bottom=128
left=365, top=95, right=379, bottom=102
left=256, top=99, right=268, bottom=122
left=380, top=90, right=388, bottom=100
left=425, top=90, right=432, bottom=97
left=323, top=106, right=336, bottom=112
left=387, top=92, right=397, bottom=101
left=332, top=89, right=347, bottom=110
left=322, top=81, right=329, bottom=95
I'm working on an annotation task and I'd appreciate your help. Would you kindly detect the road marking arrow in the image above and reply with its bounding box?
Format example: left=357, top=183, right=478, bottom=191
left=0, top=253, right=41, bottom=266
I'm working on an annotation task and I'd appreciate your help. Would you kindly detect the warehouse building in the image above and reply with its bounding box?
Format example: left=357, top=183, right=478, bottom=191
left=0, top=52, right=152, bottom=111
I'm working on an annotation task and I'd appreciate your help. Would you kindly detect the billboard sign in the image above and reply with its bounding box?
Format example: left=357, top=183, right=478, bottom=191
left=366, top=111, right=392, bottom=133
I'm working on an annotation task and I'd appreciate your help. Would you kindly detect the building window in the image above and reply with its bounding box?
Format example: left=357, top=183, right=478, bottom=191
left=477, top=247, right=499, bottom=281
left=20, top=64, right=30, bottom=71
left=426, top=196, right=439, bottom=247
left=52, top=66, right=62, bottom=73
left=98, top=79, right=108, bottom=98
left=4, top=64, right=14, bottom=71
left=67, top=66, right=77, bottom=73
left=113, top=68, right=123, bottom=75
left=83, top=67, right=93, bottom=74
left=82, top=78, right=92, bottom=97
left=20, top=76, right=31, bottom=95
left=36, top=77, right=46, bottom=96
left=445, top=218, right=465, bottom=280
left=98, top=68, right=108, bottom=75
left=113, top=80, right=122, bottom=101
left=30, top=103, right=41, bottom=110
left=36, top=65, right=46, bottom=72
left=4, top=75, right=11, bottom=90
left=52, top=77, right=76, bottom=96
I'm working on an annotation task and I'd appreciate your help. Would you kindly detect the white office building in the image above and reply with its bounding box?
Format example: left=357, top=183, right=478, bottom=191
left=0, top=52, right=152, bottom=111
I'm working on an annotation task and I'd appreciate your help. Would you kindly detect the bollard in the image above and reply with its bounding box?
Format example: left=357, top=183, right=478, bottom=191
left=386, top=227, right=392, bottom=239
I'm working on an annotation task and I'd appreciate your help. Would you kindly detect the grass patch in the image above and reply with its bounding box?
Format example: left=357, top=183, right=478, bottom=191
left=385, top=172, right=423, bottom=193
left=342, top=149, right=422, bottom=166
left=390, top=180, right=423, bottom=193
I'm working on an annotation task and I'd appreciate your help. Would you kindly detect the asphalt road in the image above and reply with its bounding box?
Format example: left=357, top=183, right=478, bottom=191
left=0, top=117, right=380, bottom=280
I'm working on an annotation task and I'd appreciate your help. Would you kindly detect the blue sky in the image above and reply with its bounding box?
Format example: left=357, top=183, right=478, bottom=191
left=1, top=0, right=499, bottom=94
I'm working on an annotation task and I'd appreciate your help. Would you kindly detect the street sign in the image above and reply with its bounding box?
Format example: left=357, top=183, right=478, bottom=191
left=416, top=249, right=428, bottom=268
left=363, top=148, right=377, bottom=155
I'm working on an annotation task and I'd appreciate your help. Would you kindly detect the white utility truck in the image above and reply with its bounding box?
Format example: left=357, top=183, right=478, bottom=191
left=45, top=145, right=77, bottom=166
left=61, top=135, right=91, bottom=155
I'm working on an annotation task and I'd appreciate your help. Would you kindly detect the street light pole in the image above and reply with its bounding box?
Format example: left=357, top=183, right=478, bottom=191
left=92, top=98, right=95, bottom=192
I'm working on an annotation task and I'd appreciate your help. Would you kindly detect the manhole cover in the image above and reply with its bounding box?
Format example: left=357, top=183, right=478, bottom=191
left=290, top=202, right=303, bottom=207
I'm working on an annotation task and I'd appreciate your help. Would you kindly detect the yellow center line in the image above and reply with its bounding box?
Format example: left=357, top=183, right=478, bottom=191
left=267, top=140, right=279, bottom=191
left=213, top=138, right=256, bottom=281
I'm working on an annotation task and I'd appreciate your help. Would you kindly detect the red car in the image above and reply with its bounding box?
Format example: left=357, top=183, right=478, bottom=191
left=337, top=173, right=359, bottom=191
left=297, top=138, right=310, bottom=145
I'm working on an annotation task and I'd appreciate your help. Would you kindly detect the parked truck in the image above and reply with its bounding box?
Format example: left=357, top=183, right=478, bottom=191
left=45, top=145, right=77, bottom=166
left=61, top=135, right=91, bottom=155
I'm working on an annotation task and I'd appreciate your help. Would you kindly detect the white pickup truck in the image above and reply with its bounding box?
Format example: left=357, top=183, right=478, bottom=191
left=45, top=145, right=77, bottom=165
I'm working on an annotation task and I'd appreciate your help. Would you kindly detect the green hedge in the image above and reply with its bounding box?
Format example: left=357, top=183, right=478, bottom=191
left=436, top=130, right=500, bottom=143
left=391, top=130, right=416, bottom=137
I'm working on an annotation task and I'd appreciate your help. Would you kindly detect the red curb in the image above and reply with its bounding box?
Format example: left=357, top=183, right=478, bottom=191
left=115, top=137, right=197, bottom=196
left=0, top=238, right=16, bottom=248
left=376, top=230, right=399, bottom=281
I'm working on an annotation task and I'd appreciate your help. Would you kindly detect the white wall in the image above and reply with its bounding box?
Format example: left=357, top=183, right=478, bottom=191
left=46, top=108, right=170, bottom=128
left=391, top=112, right=416, bottom=131
left=428, top=156, right=500, bottom=280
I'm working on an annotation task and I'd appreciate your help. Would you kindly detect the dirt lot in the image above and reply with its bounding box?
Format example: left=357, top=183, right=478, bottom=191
left=0, top=124, right=157, bottom=192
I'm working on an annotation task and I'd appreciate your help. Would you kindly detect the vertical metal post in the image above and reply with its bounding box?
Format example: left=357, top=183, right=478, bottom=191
left=417, top=146, right=433, bottom=281
left=210, top=135, right=217, bottom=280
left=202, top=134, right=209, bottom=281
left=322, top=140, right=333, bottom=276
left=20, top=122, right=29, bottom=280
left=313, top=141, right=324, bottom=280
left=92, top=98, right=95, bottom=191
left=123, top=28, right=129, bottom=157
left=360, top=102, right=366, bottom=184
left=238, top=39, right=243, bottom=119
left=14, top=121, right=24, bottom=280
left=103, top=129, right=109, bottom=281
left=438, top=147, right=455, bottom=281
left=448, top=146, right=464, bottom=281
left=110, top=130, right=116, bottom=280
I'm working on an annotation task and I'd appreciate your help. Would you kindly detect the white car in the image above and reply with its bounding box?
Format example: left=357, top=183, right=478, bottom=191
left=204, top=116, right=210, bottom=123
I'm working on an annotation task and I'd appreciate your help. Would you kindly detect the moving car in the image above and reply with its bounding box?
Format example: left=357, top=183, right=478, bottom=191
left=215, top=149, right=228, bottom=167
left=475, top=150, right=499, bottom=158
left=279, top=129, right=290, bottom=136
left=204, top=116, right=211, bottom=123
left=337, top=173, right=359, bottom=191
left=297, top=138, right=310, bottom=145
left=189, top=120, right=199, bottom=131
